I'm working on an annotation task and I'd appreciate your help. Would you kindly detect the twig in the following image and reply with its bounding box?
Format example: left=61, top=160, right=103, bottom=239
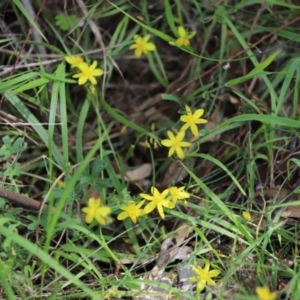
left=0, top=189, right=51, bottom=211
left=21, top=0, right=47, bottom=56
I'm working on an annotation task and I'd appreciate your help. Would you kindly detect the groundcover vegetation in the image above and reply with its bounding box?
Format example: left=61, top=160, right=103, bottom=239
left=1, top=1, right=300, bottom=299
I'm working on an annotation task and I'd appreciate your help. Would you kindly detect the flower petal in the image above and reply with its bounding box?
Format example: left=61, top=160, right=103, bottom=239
left=194, top=119, right=208, bottom=124
left=151, top=186, right=159, bottom=194
left=90, top=61, right=98, bottom=70
left=135, top=49, right=142, bottom=58
left=166, top=131, right=175, bottom=140
left=89, top=197, right=98, bottom=208
left=65, top=56, right=73, bottom=64
left=188, top=31, right=196, bottom=39
left=180, top=123, right=189, bottom=131
left=204, top=263, right=210, bottom=272
left=82, top=207, right=89, bottom=213
left=175, top=147, right=184, bottom=159
left=140, top=193, right=154, bottom=201
left=194, top=109, right=204, bottom=118
left=208, top=270, right=221, bottom=277
left=180, top=141, right=192, bottom=147
left=163, top=199, right=175, bottom=209
left=156, top=204, right=165, bottom=218
left=129, top=44, right=137, bottom=50
left=136, top=200, right=145, bottom=208
left=180, top=115, right=189, bottom=122
left=161, top=189, right=169, bottom=198
left=161, top=139, right=173, bottom=147
left=85, top=214, right=94, bottom=224
left=178, top=26, right=186, bottom=38
left=95, top=214, right=107, bottom=225
left=176, top=131, right=186, bottom=141
left=117, top=211, right=129, bottom=221
left=145, top=43, right=156, bottom=51
left=78, top=76, right=88, bottom=85
left=142, top=34, right=150, bottom=42
left=77, top=62, right=89, bottom=71
left=97, top=206, right=111, bottom=215
left=206, top=278, right=217, bottom=286
left=185, top=105, right=192, bottom=113
left=168, top=147, right=175, bottom=157
left=197, top=280, right=206, bottom=292
left=89, top=77, right=97, bottom=85
left=190, top=124, right=199, bottom=136
left=143, top=202, right=156, bottom=215
left=93, top=69, right=104, bottom=76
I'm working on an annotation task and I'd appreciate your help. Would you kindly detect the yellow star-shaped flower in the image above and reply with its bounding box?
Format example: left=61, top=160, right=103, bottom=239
left=117, top=200, right=144, bottom=223
left=65, top=56, right=84, bottom=68
left=167, top=186, right=190, bottom=204
left=161, top=130, right=192, bottom=159
left=256, top=286, right=277, bottom=300
left=175, top=26, right=196, bottom=47
left=242, top=211, right=252, bottom=221
left=129, top=34, right=156, bottom=58
left=190, top=263, right=220, bottom=292
left=180, top=105, right=208, bottom=136
left=73, top=61, right=104, bottom=85
left=140, top=187, right=174, bottom=219
left=81, top=197, right=111, bottom=225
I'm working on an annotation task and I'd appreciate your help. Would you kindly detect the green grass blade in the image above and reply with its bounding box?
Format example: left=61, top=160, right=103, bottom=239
left=0, top=222, right=97, bottom=299
left=12, top=0, right=47, bottom=41
left=4, top=92, right=64, bottom=166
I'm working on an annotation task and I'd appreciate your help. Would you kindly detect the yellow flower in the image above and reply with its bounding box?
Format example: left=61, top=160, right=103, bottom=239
left=161, top=131, right=192, bottom=159
left=81, top=197, right=111, bottom=225
left=140, top=187, right=175, bottom=219
left=117, top=200, right=144, bottom=223
left=129, top=34, right=156, bottom=58
left=242, top=211, right=252, bottom=221
left=256, top=286, right=277, bottom=300
left=73, top=61, right=104, bottom=85
left=190, top=263, right=221, bottom=292
left=175, top=26, right=196, bottom=47
left=180, top=105, right=208, bottom=136
left=167, top=186, right=190, bottom=204
left=57, top=180, right=66, bottom=189
left=65, top=56, right=84, bottom=68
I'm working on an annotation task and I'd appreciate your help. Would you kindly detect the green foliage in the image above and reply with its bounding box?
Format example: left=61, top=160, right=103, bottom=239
left=55, top=14, right=78, bottom=31
left=0, top=162, right=22, bottom=179
left=1, top=0, right=300, bottom=299
left=0, top=136, right=26, bottom=160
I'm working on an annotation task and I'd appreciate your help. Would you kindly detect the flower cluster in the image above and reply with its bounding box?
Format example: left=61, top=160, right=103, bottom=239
left=81, top=186, right=189, bottom=225
left=140, top=185, right=190, bottom=219
left=115, top=185, right=190, bottom=223
left=129, top=27, right=195, bottom=58
left=161, top=105, right=208, bottom=159
left=65, top=56, right=104, bottom=85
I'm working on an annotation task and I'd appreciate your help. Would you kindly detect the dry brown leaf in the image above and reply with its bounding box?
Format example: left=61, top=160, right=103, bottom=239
left=125, top=163, right=152, bottom=182
left=161, top=158, right=196, bottom=187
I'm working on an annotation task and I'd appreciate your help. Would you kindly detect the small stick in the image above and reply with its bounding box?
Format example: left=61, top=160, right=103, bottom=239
left=0, top=189, right=51, bottom=211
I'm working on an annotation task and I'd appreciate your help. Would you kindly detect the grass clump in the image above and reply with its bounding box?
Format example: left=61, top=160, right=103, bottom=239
left=1, top=0, right=300, bottom=299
